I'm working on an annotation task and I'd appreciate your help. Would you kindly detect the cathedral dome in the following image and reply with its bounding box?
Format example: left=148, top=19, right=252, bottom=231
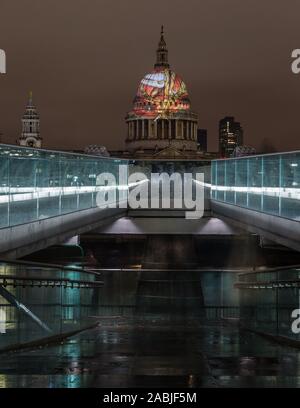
left=125, top=26, right=198, bottom=156
left=133, top=67, right=191, bottom=117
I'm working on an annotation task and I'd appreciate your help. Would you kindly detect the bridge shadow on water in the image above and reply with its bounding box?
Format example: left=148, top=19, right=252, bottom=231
left=135, top=236, right=205, bottom=321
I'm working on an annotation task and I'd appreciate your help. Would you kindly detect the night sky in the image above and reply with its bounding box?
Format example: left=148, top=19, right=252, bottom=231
left=0, top=0, right=299, bottom=152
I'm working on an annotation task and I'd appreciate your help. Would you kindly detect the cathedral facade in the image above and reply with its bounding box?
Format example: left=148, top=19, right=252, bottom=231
left=123, top=27, right=200, bottom=159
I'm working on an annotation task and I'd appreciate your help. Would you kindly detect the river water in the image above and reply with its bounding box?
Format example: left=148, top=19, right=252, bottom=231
left=0, top=235, right=300, bottom=387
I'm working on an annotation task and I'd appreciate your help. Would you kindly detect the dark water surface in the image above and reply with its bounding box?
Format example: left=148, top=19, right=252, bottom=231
left=1, top=236, right=300, bottom=388
left=1, top=317, right=300, bottom=388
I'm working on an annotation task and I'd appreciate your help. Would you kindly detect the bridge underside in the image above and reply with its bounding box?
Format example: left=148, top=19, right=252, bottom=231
left=91, top=212, right=244, bottom=236
left=0, top=207, right=247, bottom=259
left=2, top=203, right=299, bottom=259
left=211, top=200, right=300, bottom=252
left=0, top=207, right=126, bottom=260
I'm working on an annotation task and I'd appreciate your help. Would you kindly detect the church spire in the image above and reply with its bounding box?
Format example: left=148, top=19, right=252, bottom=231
left=28, top=90, right=33, bottom=107
left=154, top=25, right=170, bottom=69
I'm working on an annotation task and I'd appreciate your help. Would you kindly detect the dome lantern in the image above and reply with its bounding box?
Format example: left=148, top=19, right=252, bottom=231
left=155, top=25, right=170, bottom=69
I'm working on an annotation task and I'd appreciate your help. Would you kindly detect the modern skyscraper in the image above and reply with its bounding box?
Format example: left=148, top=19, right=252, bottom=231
left=125, top=26, right=198, bottom=158
left=219, top=116, right=243, bottom=157
left=18, top=92, right=42, bottom=148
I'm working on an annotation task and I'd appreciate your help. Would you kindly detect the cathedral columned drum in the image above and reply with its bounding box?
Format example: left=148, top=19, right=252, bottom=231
left=125, top=27, right=198, bottom=157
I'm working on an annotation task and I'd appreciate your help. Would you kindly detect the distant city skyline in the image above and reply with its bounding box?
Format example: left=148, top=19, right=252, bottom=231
left=0, top=0, right=300, bottom=153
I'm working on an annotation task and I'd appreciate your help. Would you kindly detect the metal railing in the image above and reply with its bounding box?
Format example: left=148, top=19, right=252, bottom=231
left=0, top=143, right=129, bottom=228
left=211, top=151, right=300, bottom=221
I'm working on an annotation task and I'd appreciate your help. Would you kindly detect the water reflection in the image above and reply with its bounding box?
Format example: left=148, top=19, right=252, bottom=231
left=238, top=267, right=300, bottom=340
left=0, top=262, right=95, bottom=348
left=0, top=257, right=300, bottom=388
left=1, top=262, right=299, bottom=348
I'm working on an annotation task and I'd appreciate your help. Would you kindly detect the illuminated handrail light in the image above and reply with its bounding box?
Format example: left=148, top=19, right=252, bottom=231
left=210, top=185, right=300, bottom=198
left=0, top=180, right=148, bottom=204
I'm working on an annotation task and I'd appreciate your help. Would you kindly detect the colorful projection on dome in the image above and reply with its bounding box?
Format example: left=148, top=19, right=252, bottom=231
left=133, top=68, right=191, bottom=118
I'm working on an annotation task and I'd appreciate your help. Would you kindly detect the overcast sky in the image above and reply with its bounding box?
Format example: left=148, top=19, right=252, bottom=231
left=0, top=0, right=299, bottom=152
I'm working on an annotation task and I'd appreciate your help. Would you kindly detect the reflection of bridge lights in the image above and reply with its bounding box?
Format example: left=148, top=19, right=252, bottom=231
left=0, top=308, right=6, bottom=334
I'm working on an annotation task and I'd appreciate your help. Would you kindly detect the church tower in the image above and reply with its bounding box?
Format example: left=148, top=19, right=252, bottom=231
left=18, top=92, right=42, bottom=148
